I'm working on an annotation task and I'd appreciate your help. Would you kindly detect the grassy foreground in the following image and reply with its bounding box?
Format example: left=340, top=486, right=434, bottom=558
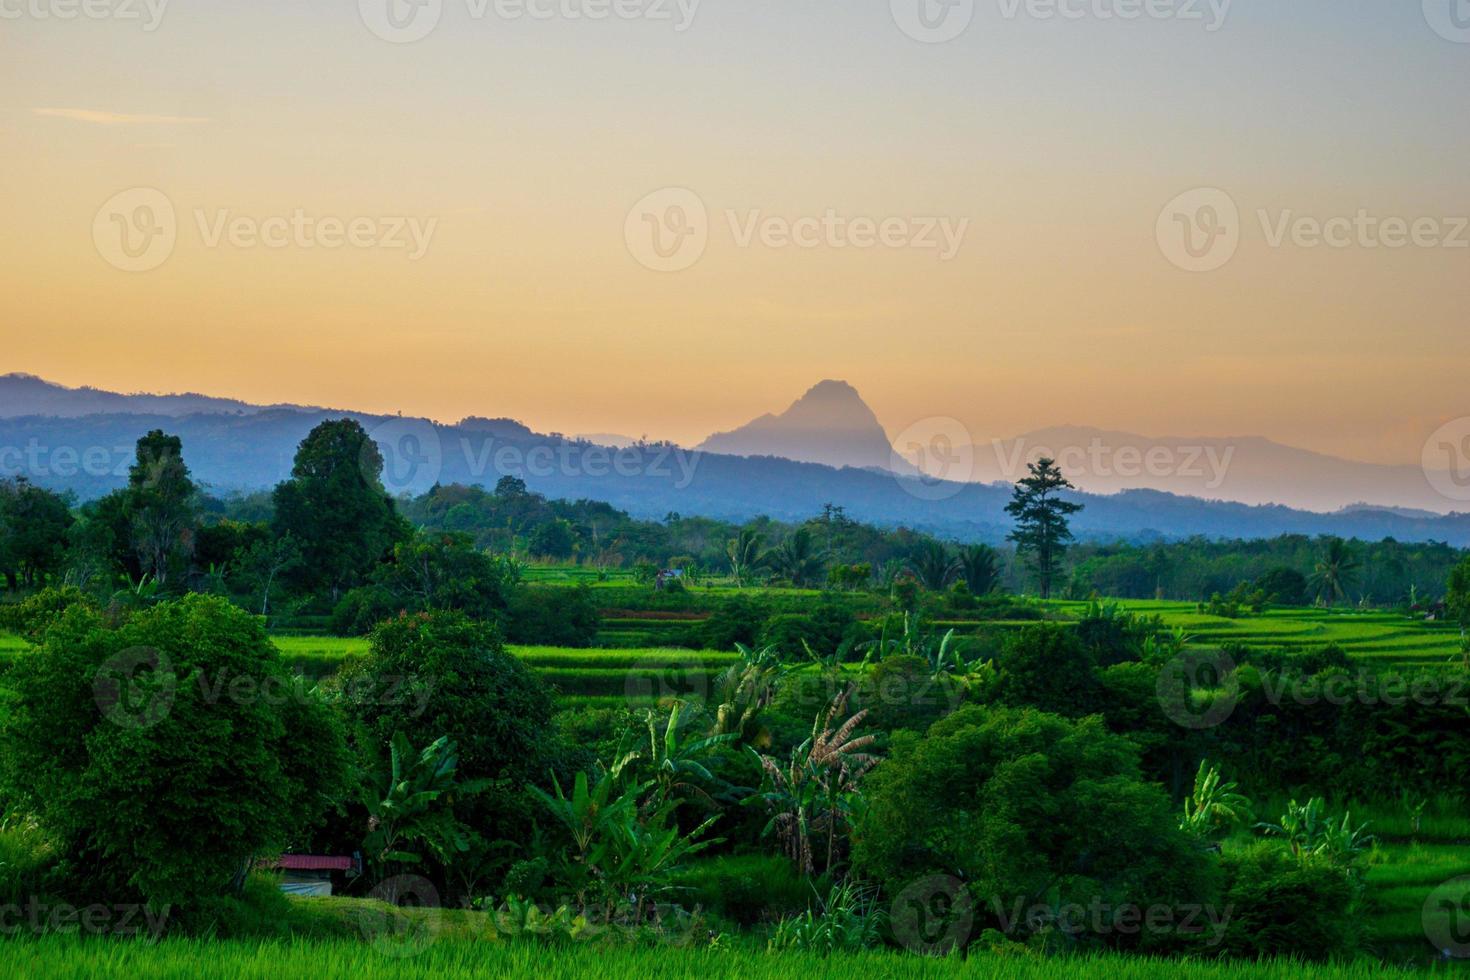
left=0, top=935, right=1431, bottom=980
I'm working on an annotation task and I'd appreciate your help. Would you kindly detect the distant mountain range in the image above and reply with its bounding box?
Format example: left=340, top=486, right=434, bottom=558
left=2, top=373, right=1467, bottom=546
left=699, top=381, right=1458, bottom=516
left=966, top=426, right=1456, bottom=515
left=0, top=372, right=317, bottom=418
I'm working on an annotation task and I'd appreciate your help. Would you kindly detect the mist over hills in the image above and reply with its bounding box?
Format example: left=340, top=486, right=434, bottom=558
left=2, top=373, right=1467, bottom=546
left=970, top=426, right=1454, bottom=515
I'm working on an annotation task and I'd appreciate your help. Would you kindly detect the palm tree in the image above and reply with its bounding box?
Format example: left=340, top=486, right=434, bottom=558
left=725, top=528, right=764, bottom=588
left=765, top=528, right=826, bottom=588
left=908, top=541, right=957, bottom=591
left=956, top=544, right=1000, bottom=595
left=1310, top=537, right=1360, bottom=607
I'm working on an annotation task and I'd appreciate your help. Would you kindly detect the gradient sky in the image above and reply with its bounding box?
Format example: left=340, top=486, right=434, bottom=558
left=3, top=0, right=1467, bottom=463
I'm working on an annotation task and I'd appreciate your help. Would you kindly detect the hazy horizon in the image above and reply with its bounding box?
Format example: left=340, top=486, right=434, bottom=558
left=5, top=1, right=1468, bottom=466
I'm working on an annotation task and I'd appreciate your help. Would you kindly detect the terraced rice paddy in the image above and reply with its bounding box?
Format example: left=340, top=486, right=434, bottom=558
left=2, top=599, right=1461, bottom=706
left=1047, top=600, right=1466, bottom=672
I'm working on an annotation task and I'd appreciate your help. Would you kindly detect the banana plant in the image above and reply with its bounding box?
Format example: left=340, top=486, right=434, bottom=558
left=359, top=732, right=490, bottom=877
left=1258, top=797, right=1375, bottom=866
left=529, top=767, right=646, bottom=905
left=622, top=702, right=737, bottom=811
left=748, top=686, right=877, bottom=874
left=608, top=810, right=722, bottom=921
left=1180, top=760, right=1251, bottom=842
left=711, top=645, right=792, bottom=744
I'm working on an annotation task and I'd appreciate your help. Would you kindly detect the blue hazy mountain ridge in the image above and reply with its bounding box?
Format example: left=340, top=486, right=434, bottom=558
left=1, top=374, right=1467, bottom=545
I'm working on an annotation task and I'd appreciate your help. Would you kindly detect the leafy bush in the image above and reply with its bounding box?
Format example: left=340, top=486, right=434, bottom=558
left=0, top=595, right=350, bottom=909
left=1072, top=601, right=1160, bottom=667
left=699, top=595, right=768, bottom=651
left=855, top=655, right=959, bottom=734
left=502, top=857, right=550, bottom=901
left=669, top=854, right=812, bottom=926
left=330, top=584, right=401, bottom=636
left=1255, top=567, right=1309, bottom=607
left=331, top=533, right=514, bottom=636
left=0, top=818, right=54, bottom=907
left=0, top=585, right=97, bottom=643
left=992, top=624, right=1104, bottom=717
left=337, top=611, right=555, bottom=843
left=1215, top=842, right=1363, bottom=960
left=854, top=706, right=1212, bottom=953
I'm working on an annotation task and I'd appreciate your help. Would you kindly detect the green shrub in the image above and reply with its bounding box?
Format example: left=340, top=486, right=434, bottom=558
left=768, top=880, right=884, bottom=954
left=669, top=855, right=813, bottom=927
left=330, top=585, right=401, bottom=636
left=1215, top=842, right=1363, bottom=961
left=854, top=706, right=1213, bottom=953
left=0, top=818, right=55, bottom=907
left=337, top=611, right=555, bottom=843
left=856, top=655, right=959, bottom=734
left=993, top=624, right=1104, bottom=717
left=758, top=600, right=860, bottom=659
left=0, top=585, right=97, bottom=643
left=699, top=595, right=768, bottom=651
left=172, top=872, right=361, bottom=939
left=0, top=595, right=351, bottom=909
left=502, top=857, right=550, bottom=902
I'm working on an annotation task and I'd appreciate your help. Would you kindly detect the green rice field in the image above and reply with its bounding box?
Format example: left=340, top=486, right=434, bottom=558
left=3, top=599, right=1462, bottom=705
left=0, top=933, right=1442, bottom=980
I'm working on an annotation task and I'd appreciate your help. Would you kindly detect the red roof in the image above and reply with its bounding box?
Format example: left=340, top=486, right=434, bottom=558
left=272, top=855, right=355, bottom=871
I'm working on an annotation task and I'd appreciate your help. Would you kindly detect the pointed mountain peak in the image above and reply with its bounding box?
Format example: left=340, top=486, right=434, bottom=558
left=697, top=380, right=898, bottom=472
left=802, top=379, right=862, bottom=399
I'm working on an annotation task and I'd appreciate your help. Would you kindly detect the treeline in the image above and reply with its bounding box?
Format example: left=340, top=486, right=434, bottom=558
left=2, top=423, right=1466, bottom=621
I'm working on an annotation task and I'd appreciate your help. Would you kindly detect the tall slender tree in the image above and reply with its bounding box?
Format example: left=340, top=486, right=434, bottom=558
left=1005, top=457, right=1082, bottom=599
left=125, top=430, right=198, bottom=587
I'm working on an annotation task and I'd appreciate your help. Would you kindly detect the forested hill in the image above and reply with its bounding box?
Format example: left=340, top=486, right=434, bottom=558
left=3, top=409, right=1469, bottom=546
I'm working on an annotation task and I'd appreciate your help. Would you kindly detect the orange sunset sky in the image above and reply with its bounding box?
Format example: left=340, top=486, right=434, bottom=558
left=3, top=1, right=1467, bottom=463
